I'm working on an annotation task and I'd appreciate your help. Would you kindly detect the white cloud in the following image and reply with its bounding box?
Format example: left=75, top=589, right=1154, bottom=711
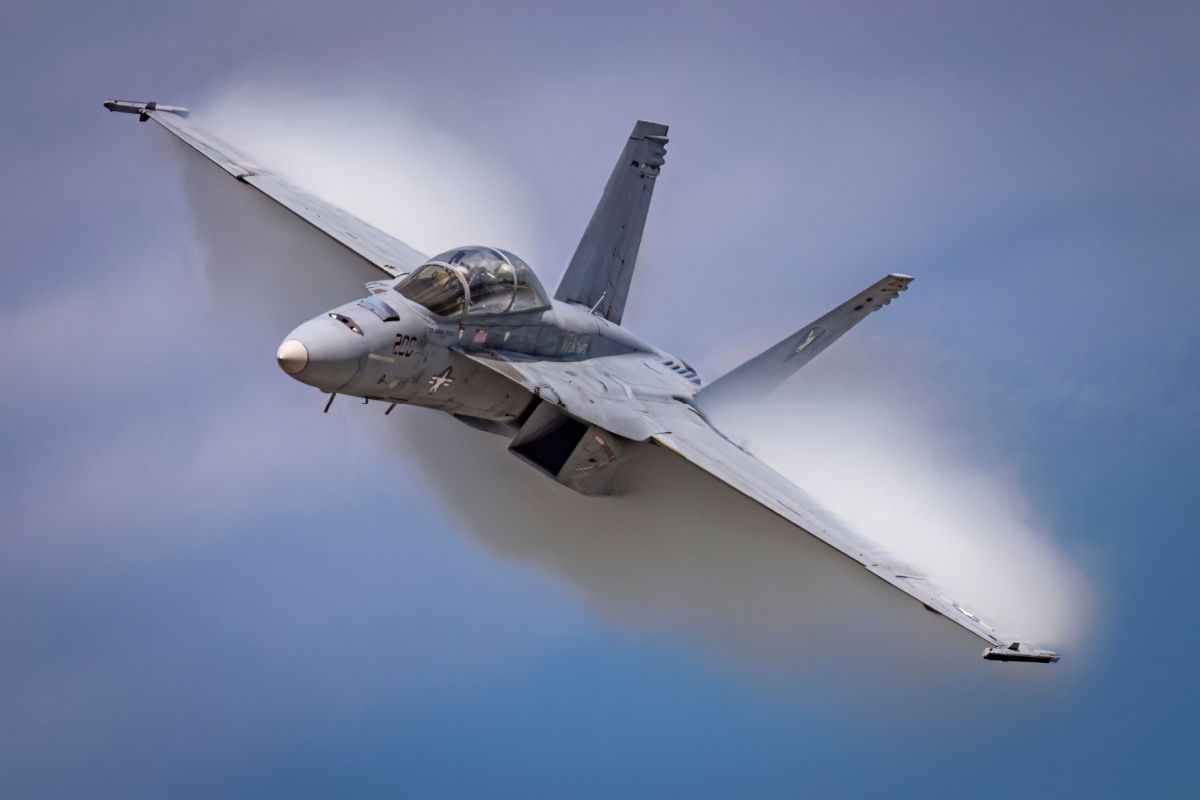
left=194, top=82, right=544, bottom=259
left=79, top=82, right=1092, bottom=697
left=715, top=365, right=1092, bottom=650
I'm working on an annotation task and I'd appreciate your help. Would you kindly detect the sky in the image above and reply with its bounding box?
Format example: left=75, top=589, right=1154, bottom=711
left=3, top=1, right=1199, bottom=796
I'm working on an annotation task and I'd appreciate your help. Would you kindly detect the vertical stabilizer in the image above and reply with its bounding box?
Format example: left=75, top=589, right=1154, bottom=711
left=555, top=120, right=668, bottom=324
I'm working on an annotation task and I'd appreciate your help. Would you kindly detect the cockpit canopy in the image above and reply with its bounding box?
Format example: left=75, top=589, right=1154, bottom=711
left=394, top=246, right=549, bottom=318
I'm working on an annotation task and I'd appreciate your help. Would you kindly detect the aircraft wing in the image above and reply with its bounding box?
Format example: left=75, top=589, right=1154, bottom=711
left=103, top=99, right=427, bottom=278
left=455, top=346, right=1058, bottom=661
left=652, top=410, right=1059, bottom=662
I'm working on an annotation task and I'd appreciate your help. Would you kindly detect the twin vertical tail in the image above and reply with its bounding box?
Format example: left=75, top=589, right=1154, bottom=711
left=554, top=121, right=668, bottom=325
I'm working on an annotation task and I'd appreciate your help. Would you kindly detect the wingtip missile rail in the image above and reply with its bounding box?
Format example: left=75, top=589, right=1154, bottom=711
left=983, top=643, right=1060, bottom=663
left=103, top=99, right=190, bottom=121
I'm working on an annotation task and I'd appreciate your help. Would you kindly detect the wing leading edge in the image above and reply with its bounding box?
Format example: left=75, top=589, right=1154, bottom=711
left=652, top=413, right=1060, bottom=663
left=103, top=99, right=427, bottom=278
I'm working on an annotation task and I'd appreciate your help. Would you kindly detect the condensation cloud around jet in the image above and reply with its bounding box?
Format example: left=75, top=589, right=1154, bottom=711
left=174, top=83, right=1090, bottom=701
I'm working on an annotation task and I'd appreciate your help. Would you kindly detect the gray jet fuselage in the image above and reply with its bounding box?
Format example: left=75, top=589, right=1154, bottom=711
left=277, top=279, right=696, bottom=431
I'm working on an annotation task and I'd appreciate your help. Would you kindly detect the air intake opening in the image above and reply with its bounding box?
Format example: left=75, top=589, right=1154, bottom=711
left=508, top=400, right=589, bottom=477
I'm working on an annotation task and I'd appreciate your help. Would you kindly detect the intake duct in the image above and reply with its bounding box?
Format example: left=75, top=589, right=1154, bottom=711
left=508, top=400, right=626, bottom=495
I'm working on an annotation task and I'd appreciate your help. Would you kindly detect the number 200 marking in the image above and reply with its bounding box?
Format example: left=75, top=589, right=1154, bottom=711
left=393, top=334, right=417, bottom=357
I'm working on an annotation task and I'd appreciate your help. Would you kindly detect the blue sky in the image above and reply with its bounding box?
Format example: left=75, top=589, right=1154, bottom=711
left=3, top=1, right=1198, bottom=796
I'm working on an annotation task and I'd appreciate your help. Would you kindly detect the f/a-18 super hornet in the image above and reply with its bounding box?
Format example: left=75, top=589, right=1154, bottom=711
left=105, top=98, right=1058, bottom=663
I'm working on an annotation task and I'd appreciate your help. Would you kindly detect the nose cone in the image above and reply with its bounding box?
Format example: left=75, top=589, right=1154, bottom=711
left=276, top=339, right=308, bottom=374
left=276, top=316, right=368, bottom=391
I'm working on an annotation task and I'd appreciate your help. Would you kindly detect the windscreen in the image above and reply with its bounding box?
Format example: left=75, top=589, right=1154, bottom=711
left=395, top=264, right=467, bottom=317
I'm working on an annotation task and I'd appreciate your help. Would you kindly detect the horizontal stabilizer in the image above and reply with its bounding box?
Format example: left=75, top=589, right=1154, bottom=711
left=697, top=273, right=913, bottom=411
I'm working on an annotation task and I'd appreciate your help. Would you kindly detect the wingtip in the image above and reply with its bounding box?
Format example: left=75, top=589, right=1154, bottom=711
left=102, top=99, right=190, bottom=118
left=632, top=120, right=669, bottom=139
left=983, top=644, right=1060, bottom=664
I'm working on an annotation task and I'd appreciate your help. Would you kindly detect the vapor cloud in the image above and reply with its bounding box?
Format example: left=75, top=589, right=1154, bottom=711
left=177, top=84, right=1090, bottom=704
left=5, top=3, right=1194, bottom=793
left=195, top=83, right=544, bottom=260
left=710, top=383, right=1091, bottom=650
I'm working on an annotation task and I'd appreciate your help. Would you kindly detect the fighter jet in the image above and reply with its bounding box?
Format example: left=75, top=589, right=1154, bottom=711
left=104, top=99, right=1058, bottom=663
